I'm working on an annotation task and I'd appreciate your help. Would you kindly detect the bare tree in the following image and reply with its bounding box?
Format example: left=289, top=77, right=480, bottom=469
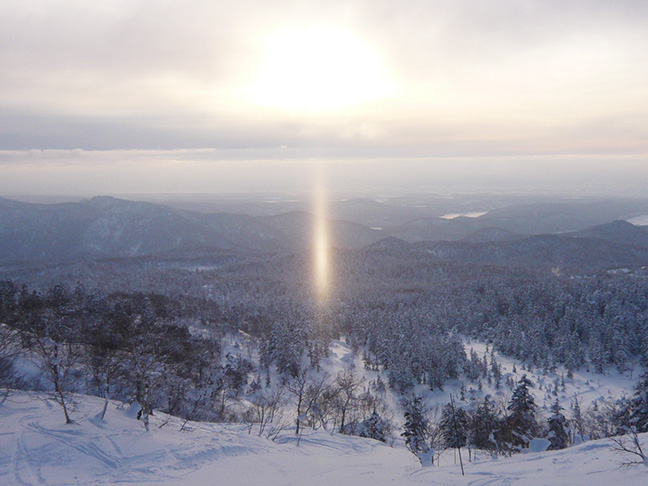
left=334, top=366, right=365, bottom=434
left=123, top=333, right=166, bottom=432
left=117, top=299, right=171, bottom=432
left=15, top=285, right=82, bottom=424
left=0, top=323, right=22, bottom=402
left=611, top=428, right=648, bottom=468
left=26, top=322, right=82, bottom=424
left=285, top=367, right=330, bottom=437
left=84, top=326, right=124, bottom=421
left=246, top=385, right=286, bottom=436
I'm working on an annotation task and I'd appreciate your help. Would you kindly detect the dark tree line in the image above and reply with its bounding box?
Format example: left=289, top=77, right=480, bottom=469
left=0, top=280, right=393, bottom=440
left=7, top=243, right=648, bottom=388
left=0, top=281, right=228, bottom=424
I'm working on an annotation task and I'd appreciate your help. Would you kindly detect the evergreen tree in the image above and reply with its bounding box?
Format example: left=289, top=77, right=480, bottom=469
left=402, top=396, right=432, bottom=465
left=223, top=353, right=250, bottom=395
left=570, top=397, right=586, bottom=443
left=358, top=411, right=389, bottom=443
left=268, top=321, right=302, bottom=377
left=372, top=375, right=386, bottom=395
left=546, top=400, right=570, bottom=450
left=470, top=396, right=499, bottom=451
left=617, top=371, right=648, bottom=433
left=439, top=403, right=469, bottom=449
left=490, top=355, right=502, bottom=389
left=506, top=374, right=539, bottom=449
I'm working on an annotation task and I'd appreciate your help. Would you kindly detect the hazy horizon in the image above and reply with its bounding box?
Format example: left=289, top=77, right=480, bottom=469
left=1, top=1, right=646, bottom=197
left=1, top=152, right=647, bottom=199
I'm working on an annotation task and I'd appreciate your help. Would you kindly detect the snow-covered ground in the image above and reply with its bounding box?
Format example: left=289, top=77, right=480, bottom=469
left=321, top=338, right=639, bottom=421
left=456, top=340, right=639, bottom=413
left=2, top=336, right=644, bottom=485
left=0, top=391, right=646, bottom=486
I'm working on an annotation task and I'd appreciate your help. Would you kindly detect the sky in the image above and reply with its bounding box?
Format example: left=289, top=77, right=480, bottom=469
left=0, top=0, right=647, bottom=196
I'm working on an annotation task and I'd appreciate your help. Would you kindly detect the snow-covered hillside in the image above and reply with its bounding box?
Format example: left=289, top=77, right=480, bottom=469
left=1, top=391, right=646, bottom=486
left=447, top=340, right=638, bottom=413
left=303, top=338, right=638, bottom=422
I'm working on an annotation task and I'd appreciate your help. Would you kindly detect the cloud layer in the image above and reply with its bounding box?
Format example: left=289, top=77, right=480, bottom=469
left=1, top=1, right=646, bottom=194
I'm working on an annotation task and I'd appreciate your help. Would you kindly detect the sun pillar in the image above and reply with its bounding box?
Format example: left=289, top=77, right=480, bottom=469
left=313, top=169, right=331, bottom=305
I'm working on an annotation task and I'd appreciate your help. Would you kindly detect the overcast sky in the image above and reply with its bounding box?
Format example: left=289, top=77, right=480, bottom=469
left=1, top=0, right=646, bottom=196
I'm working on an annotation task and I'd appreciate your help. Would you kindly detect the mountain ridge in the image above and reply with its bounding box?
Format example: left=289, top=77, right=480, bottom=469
left=0, top=196, right=383, bottom=263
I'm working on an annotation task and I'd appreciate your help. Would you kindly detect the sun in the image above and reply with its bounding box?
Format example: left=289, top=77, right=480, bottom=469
left=240, top=27, right=395, bottom=112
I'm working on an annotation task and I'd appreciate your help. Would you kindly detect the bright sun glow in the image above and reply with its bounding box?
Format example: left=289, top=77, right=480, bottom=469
left=241, top=27, right=395, bottom=112
left=313, top=171, right=330, bottom=304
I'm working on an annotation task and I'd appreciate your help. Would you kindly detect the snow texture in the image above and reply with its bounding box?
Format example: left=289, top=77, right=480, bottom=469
left=1, top=391, right=647, bottom=486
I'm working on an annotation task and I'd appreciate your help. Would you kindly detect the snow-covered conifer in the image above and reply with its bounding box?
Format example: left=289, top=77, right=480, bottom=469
left=546, top=400, right=570, bottom=450
left=616, top=371, right=648, bottom=433
left=402, top=396, right=433, bottom=465
left=358, top=411, right=390, bottom=443
left=439, top=403, right=469, bottom=449
left=506, top=374, right=539, bottom=449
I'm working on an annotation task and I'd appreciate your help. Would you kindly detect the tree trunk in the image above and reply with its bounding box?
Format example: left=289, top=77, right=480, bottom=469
left=100, top=379, right=110, bottom=421
left=295, top=395, right=302, bottom=435
left=52, top=362, right=72, bottom=424
left=142, top=384, right=150, bottom=432
left=58, top=387, right=72, bottom=424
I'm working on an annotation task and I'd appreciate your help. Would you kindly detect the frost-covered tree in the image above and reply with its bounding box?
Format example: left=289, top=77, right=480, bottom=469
left=0, top=281, right=21, bottom=394
left=358, top=411, right=390, bottom=443
left=439, top=403, right=469, bottom=450
left=610, top=427, right=648, bottom=468
left=17, top=284, right=84, bottom=424
left=0, top=324, right=21, bottom=397
left=267, top=320, right=303, bottom=377
left=616, top=371, right=648, bottom=433
left=470, top=396, right=500, bottom=452
left=506, top=375, right=539, bottom=449
left=546, top=400, right=570, bottom=450
left=222, top=353, right=252, bottom=397
left=569, top=396, right=586, bottom=444
left=490, top=353, right=502, bottom=389
left=402, top=396, right=433, bottom=465
left=83, top=296, right=128, bottom=420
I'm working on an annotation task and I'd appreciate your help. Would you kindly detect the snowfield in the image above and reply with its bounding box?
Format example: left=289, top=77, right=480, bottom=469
left=1, top=391, right=646, bottom=486
left=319, top=339, right=639, bottom=428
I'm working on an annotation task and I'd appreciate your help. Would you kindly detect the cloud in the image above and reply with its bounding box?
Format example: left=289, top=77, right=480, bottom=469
left=0, top=0, right=645, bottom=161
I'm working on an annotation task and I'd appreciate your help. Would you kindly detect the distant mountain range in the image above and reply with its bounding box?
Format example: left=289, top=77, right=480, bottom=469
left=0, top=196, right=382, bottom=263
left=388, top=199, right=648, bottom=243
left=573, top=219, right=648, bottom=247
left=1, top=196, right=647, bottom=270
left=416, top=232, right=648, bottom=272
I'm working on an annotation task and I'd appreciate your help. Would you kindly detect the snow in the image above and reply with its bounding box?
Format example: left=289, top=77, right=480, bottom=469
left=627, top=215, right=648, bottom=226
left=528, top=437, right=551, bottom=452
left=263, top=336, right=642, bottom=437
left=1, top=391, right=647, bottom=485
left=439, top=211, right=488, bottom=219
left=2, top=336, right=644, bottom=485
left=320, top=338, right=640, bottom=423
left=435, top=340, right=641, bottom=414
left=0, top=391, right=413, bottom=486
